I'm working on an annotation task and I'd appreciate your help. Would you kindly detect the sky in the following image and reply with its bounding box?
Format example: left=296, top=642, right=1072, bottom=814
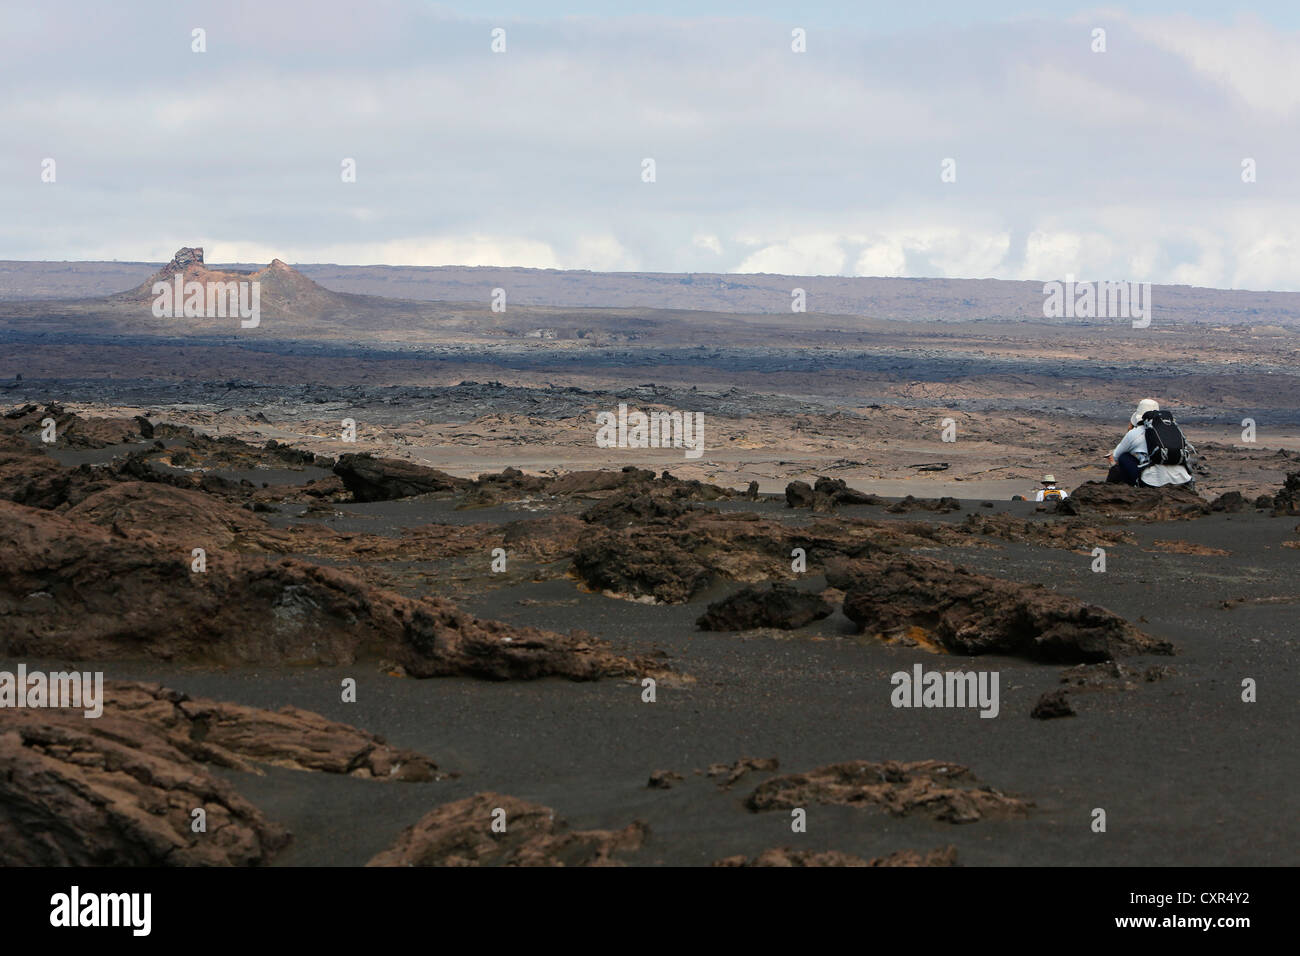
left=3, top=1, right=1299, bottom=290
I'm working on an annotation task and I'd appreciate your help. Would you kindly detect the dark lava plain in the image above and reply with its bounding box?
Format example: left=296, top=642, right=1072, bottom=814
left=10, top=492, right=1295, bottom=867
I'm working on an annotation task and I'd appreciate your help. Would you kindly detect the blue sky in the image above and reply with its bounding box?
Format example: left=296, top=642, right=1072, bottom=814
left=3, top=1, right=1298, bottom=289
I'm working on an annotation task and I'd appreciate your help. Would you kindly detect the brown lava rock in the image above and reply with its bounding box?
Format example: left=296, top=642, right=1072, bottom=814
left=0, top=729, right=287, bottom=866
left=1030, top=689, right=1076, bottom=719
left=333, top=452, right=467, bottom=502
left=785, top=480, right=815, bottom=508
left=366, top=793, right=647, bottom=867
left=569, top=505, right=988, bottom=604
left=1272, top=471, right=1300, bottom=515
left=746, top=759, right=1031, bottom=823
left=0, top=684, right=318, bottom=865
left=828, top=553, right=1173, bottom=662
left=706, top=756, right=780, bottom=790
left=958, top=512, right=1133, bottom=551
left=1064, top=481, right=1209, bottom=520
left=1210, top=491, right=1248, bottom=513
left=696, top=584, right=834, bottom=631
left=86, top=681, right=443, bottom=781
left=714, top=846, right=958, bottom=867
left=647, top=770, right=684, bottom=789
left=886, top=495, right=962, bottom=513
left=0, top=499, right=644, bottom=681
left=2, top=403, right=150, bottom=449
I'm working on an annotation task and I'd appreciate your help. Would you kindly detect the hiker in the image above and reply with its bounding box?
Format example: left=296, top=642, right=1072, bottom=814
left=1106, top=399, right=1195, bottom=488
left=1034, top=475, right=1067, bottom=502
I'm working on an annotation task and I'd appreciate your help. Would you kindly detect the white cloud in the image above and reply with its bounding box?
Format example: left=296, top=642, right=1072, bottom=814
left=1125, top=13, right=1300, bottom=118
left=568, top=235, right=640, bottom=272
left=900, top=228, right=1012, bottom=278
left=137, top=237, right=565, bottom=269
left=735, top=234, right=851, bottom=276
left=1012, top=62, right=1155, bottom=127
left=1021, top=230, right=1094, bottom=282
left=4, top=5, right=1300, bottom=290
left=854, top=242, right=907, bottom=277
left=692, top=233, right=723, bottom=255
left=1226, top=217, right=1300, bottom=291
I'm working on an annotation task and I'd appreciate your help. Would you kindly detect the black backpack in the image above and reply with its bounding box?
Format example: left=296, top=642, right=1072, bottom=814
left=1141, top=410, right=1191, bottom=466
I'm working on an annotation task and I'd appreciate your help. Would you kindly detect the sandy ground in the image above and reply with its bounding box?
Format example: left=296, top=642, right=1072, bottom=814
left=4, top=309, right=1298, bottom=866
left=8, top=492, right=1296, bottom=866
left=38, top=398, right=1300, bottom=503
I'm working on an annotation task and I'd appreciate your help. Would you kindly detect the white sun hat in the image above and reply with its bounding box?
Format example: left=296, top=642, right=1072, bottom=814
left=1042, top=475, right=1056, bottom=484
left=1130, top=398, right=1160, bottom=426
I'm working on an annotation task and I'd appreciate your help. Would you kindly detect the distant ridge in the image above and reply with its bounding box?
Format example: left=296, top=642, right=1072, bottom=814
left=1, top=255, right=1299, bottom=327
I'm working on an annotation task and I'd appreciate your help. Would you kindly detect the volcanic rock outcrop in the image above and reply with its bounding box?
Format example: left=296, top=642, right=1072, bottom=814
left=582, top=488, right=694, bottom=528
left=714, top=846, right=958, bottom=867
left=330, top=458, right=738, bottom=508
left=3, top=403, right=151, bottom=449
left=167, top=246, right=206, bottom=270
left=813, top=477, right=886, bottom=506
left=66, top=481, right=272, bottom=549
left=0, top=499, right=644, bottom=680
left=1209, top=491, right=1248, bottom=513
left=85, top=681, right=442, bottom=780
left=571, top=505, right=985, bottom=604
left=827, top=554, right=1173, bottom=662
left=705, top=756, right=780, bottom=790
left=785, top=480, right=814, bottom=508
left=1030, top=689, right=1075, bottom=719
left=463, top=466, right=735, bottom=510
left=0, top=444, right=113, bottom=510
left=366, top=793, right=648, bottom=867
left=161, top=429, right=331, bottom=471
left=0, top=437, right=286, bottom=512
left=501, top=514, right=587, bottom=561
left=0, top=684, right=313, bottom=865
left=886, top=494, right=962, bottom=514
left=1057, top=661, right=1175, bottom=692
left=647, top=770, right=684, bottom=789
left=333, top=453, right=466, bottom=502
left=60, top=481, right=512, bottom=579
left=574, top=530, right=712, bottom=604
left=785, top=477, right=885, bottom=509
left=1271, top=471, right=1300, bottom=515
left=696, top=584, right=834, bottom=631
left=1061, top=481, right=1209, bottom=520
left=120, top=247, right=354, bottom=322
left=958, top=512, right=1133, bottom=551
left=745, top=760, right=1031, bottom=823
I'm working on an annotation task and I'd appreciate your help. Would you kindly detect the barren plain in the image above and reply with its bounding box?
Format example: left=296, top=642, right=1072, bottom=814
left=1, top=252, right=1296, bottom=866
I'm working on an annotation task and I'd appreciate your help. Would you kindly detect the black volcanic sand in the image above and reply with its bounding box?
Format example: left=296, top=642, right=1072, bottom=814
left=7, top=497, right=1297, bottom=867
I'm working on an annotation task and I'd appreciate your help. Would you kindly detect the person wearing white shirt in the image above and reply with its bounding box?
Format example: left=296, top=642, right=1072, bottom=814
left=1106, top=399, right=1194, bottom=488
left=1033, top=475, right=1068, bottom=502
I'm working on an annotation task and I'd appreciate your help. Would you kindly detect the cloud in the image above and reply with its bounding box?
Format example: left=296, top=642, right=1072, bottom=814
left=854, top=242, right=908, bottom=278
left=692, top=233, right=723, bottom=255
left=736, top=234, right=853, bottom=276
left=2, top=3, right=1300, bottom=289
left=1124, top=12, right=1300, bottom=118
